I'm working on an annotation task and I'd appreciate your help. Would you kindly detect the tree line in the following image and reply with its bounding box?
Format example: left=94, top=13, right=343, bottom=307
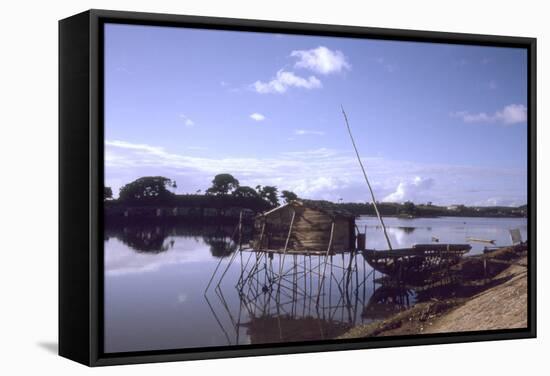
left=104, top=174, right=299, bottom=209
left=104, top=175, right=527, bottom=218
left=336, top=200, right=527, bottom=218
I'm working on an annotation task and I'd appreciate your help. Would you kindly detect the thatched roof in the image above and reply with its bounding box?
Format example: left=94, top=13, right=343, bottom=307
left=262, top=200, right=355, bottom=219
left=253, top=199, right=356, bottom=253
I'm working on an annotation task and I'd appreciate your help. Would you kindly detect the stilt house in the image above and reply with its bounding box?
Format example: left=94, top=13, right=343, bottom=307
left=252, top=200, right=356, bottom=254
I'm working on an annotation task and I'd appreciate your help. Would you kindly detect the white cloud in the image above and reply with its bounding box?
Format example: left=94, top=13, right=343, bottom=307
left=477, top=197, right=523, bottom=207
left=294, top=129, right=325, bottom=136
left=106, top=140, right=166, bottom=155
left=452, top=104, right=527, bottom=125
left=281, top=148, right=337, bottom=158
left=249, top=113, right=266, bottom=121
left=250, top=46, right=349, bottom=95
left=383, top=176, right=435, bottom=203
left=104, top=237, right=216, bottom=276
left=291, top=46, right=351, bottom=75
left=497, top=104, right=528, bottom=124
left=372, top=57, right=397, bottom=73
left=186, top=146, right=207, bottom=151
left=105, top=140, right=526, bottom=206
left=253, top=70, right=322, bottom=94
left=179, top=114, right=195, bottom=127
left=293, top=176, right=351, bottom=195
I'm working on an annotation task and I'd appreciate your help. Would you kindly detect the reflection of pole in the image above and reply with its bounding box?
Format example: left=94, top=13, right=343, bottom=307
left=341, top=105, right=392, bottom=250
left=204, top=294, right=232, bottom=345
left=215, top=244, right=240, bottom=289
left=238, top=211, right=244, bottom=287
left=236, top=251, right=254, bottom=289
left=205, top=254, right=225, bottom=294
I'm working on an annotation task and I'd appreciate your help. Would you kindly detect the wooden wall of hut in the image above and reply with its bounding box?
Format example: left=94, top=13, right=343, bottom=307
left=252, top=204, right=355, bottom=253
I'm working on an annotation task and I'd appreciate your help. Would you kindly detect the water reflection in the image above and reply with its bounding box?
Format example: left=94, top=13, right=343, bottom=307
left=243, top=315, right=351, bottom=344
left=204, top=250, right=370, bottom=345
left=399, top=226, right=416, bottom=234
left=104, top=216, right=527, bottom=352
left=106, top=223, right=249, bottom=258
left=358, top=216, right=527, bottom=253
left=204, top=236, right=238, bottom=258
left=120, top=226, right=174, bottom=253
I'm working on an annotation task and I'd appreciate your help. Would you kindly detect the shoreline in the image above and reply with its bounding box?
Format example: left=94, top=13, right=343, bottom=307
left=355, top=214, right=527, bottom=219
left=104, top=212, right=527, bottom=224
left=338, top=243, right=528, bottom=339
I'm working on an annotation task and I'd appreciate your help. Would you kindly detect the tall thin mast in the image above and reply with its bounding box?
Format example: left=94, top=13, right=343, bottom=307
left=341, top=105, right=393, bottom=250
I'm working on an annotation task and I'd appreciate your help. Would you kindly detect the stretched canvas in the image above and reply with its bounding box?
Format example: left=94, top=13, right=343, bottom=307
left=59, top=9, right=536, bottom=366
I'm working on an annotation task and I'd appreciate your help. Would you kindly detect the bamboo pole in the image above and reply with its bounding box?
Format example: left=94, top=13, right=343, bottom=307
left=316, top=221, right=335, bottom=305
left=278, top=209, right=296, bottom=277
left=238, top=210, right=243, bottom=249
left=215, top=245, right=241, bottom=289
left=341, top=105, right=393, bottom=250
left=241, top=222, right=266, bottom=288
left=257, top=221, right=266, bottom=250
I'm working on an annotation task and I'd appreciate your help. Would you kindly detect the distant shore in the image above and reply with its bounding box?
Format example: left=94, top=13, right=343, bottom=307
left=338, top=243, right=528, bottom=339
left=104, top=196, right=527, bottom=224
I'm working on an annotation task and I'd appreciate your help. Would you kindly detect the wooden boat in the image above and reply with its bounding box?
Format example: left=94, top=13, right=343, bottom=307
left=467, top=237, right=496, bottom=244
left=362, top=244, right=471, bottom=282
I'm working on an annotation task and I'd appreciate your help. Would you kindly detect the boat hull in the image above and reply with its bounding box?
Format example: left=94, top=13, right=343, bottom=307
left=362, top=244, right=471, bottom=282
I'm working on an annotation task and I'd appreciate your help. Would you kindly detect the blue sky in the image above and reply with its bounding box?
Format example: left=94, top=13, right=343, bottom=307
left=104, top=23, right=528, bottom=206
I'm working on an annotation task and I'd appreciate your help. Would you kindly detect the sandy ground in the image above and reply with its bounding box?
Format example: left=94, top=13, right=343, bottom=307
left=426, top=258, right=527, bottom=333
left=339, top=246, right=528, bottom=339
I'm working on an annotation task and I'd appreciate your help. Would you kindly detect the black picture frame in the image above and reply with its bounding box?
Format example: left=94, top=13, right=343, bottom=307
left=59, top=9, right=537, bottom=366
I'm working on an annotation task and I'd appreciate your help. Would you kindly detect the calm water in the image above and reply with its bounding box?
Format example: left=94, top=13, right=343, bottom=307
left=104, top=216, right=527, bottom=353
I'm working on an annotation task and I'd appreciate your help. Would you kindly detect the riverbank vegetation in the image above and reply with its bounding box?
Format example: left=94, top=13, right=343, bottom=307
left=337, top=200, right=527, bottom=218
left=104, top=174, right=527, bottom=221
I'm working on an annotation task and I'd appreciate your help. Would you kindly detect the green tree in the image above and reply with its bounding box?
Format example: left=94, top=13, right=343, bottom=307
left=104, top=187, right=113, bottom=200
left=281, top=190, right=298, bottom=203
left=119, top=176, right=175, bottom=202
left=256, top=185, right=279, bottom=207
left=232, top=186, right=259, bottom=198
left=206, top=174, right=240, bottom=195
left=401, top=201, right=417, bottom=215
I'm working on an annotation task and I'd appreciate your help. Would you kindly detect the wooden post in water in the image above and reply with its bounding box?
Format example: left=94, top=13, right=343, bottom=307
left=238, top=210, right=243, bottom=249
left=279, top=209, right=296, bottom=278
left=316, top=221, right=335, bottom=305
left=341, top=105, right=393, bottom=250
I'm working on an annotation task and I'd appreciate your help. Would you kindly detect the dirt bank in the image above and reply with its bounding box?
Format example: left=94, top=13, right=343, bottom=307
left=426, top=258, right=527, bottom=333
left=339, top=244, right=528, bottom=339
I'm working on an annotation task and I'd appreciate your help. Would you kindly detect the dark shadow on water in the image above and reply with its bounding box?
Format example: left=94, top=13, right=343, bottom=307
left=37, top=341, right=58, bottom=354
left=362, top=285, right=413, bottom=320
left=105, top=222, right=252, bottom=256
left=398, top=226, right=416, bottom=234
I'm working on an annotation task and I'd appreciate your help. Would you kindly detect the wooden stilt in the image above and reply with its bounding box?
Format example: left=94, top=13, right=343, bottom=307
left=278, top=209, right=296, bottom=277
left=316, top=221, right=335, bottom=305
